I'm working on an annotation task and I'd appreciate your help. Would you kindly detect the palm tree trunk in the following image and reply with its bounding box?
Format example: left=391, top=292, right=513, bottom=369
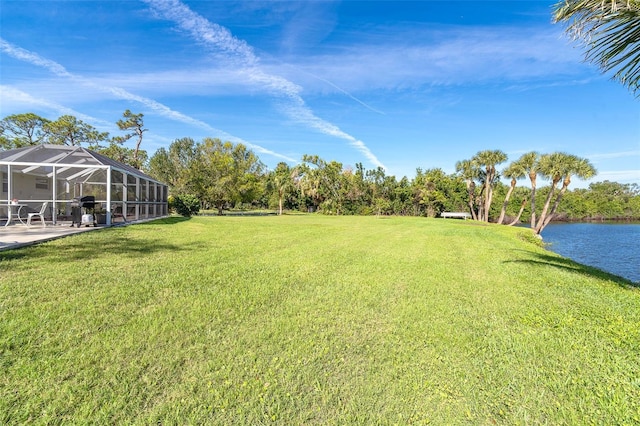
left=497, top=178, right=516, bottom=224
left=477, top=185, right=486, bottom=222
left=529, top=175, right=537, bottom=230
left=540, top=177, right=572, bottom=231
left=486, top=187, right=494, bottom=222
left=468, top=201, right=478, bottom=220
left=466, top=181, right=478, bottom=220
left=508, top=199, right=527, bottom=226
left=483, top=178, right=491, bottom=222
left=489, top=165, right=500, bottom=221
left=535, top=180, right=559, bottom=234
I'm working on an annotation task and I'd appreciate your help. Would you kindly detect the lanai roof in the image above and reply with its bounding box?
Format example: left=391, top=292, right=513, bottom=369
left=0, top=144, right=161, bottom=183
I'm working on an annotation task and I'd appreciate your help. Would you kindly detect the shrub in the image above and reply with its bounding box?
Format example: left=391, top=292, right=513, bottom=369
left=170, top=194, right=200, bottom=217
left=516, top=229, right=546, bottom=248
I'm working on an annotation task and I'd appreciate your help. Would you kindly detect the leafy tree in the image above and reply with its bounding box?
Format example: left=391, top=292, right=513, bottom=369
left=231, top=142, right=266, bottom=209
left=44, top=115, right=109, bottom=147
left=366, top=167, right=397, bottom=216
left=393, top=176, right=413, bottom=216
left=587, top=180, right=640, bottom=218
left=410, top=168, right=465, bottom=217
left=557, top=181, right=640, bottom=220
left=148, top=137, right=208, bottom=213
left=295, top=155, right=346, bottom=214
left=554, top=0, right=640, bottom=96
left=196, top=138, right=265, bottom=215
left=342, top=164, right=370, bottom=215
left=417, top=168, right=449, bottom=217
left=148, top=137, right=199, bottom=193
left=148, top=147, right=175, bottom=188
left=0, top=113, right=50, bottom=149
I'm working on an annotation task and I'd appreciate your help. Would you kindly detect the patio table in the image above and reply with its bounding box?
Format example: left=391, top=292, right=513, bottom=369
left=2, top=203, right=27, bottom=227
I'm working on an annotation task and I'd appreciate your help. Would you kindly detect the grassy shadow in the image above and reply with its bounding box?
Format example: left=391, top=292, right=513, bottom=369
left=0, top=235, right=203, bottom=266
left=0, top=218, right=201, bottom=266
left=132, top=216, right=191, bottom=226
left=505, top=251, right=639, bottom=289
left=199, top=211, right=277, bottom=217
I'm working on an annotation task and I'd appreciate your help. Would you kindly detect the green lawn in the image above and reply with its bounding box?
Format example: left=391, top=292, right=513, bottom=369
left=1, top=215, right=639, bottom=424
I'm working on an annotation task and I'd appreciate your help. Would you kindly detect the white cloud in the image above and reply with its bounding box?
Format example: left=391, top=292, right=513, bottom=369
left=0, top=37, right=214, bottom=131
left=45, top=23, right=585, bottom=103
left=261, top=26, right=586, bottom=94
left=0, top=37, right=295, bottom=163
left=142, top=0, right=387, bottom=169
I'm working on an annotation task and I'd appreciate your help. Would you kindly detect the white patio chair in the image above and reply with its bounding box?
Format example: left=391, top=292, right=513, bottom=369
left=27, top=202, right=48, bottom=227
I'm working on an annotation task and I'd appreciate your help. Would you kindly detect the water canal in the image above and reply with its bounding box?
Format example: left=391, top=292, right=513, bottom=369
left=540, top=222, right=640, bottom=284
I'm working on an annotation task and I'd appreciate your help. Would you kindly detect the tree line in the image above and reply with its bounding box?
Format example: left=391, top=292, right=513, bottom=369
left=146, top=137, right=639, bottom=235
left=3, top=112, right=639, bottom=233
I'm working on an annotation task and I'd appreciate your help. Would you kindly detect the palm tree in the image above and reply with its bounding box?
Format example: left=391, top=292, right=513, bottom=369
left=535, top=152, right=568, bottom=233
left=553, top=0, right=640, bottom=96
left=455, top=159, right=480, bottom=220
left=511, top=152, right=541, bottom=230
left=497, top=159, right=528, bottom=224
left=507, top=197, right=529, bottom=226
left=473, top=150, right=508, bottom=222
left=535, top=153, right=597, bottom=234
left=272, top=162, right=294, bottom=215
left=537, top=155, right=596, bottom=233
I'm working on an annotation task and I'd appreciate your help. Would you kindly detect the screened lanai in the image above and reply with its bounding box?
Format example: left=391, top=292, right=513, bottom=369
left=1, top=144, right=168, bottom=226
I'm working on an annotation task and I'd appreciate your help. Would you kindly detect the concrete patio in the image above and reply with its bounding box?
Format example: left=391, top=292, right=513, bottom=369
left=0, top=221, right=107, bottom=251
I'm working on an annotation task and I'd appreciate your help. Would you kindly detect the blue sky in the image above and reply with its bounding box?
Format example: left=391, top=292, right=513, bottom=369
left=1, top=0, right=638, bottom=187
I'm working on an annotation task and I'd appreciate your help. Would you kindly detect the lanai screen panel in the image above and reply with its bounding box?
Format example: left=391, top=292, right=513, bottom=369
left=1, top=145, right=168, bottom=224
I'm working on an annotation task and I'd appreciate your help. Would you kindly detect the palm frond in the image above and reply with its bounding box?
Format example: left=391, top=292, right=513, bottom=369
left=554, top=0, right=640, bottom=96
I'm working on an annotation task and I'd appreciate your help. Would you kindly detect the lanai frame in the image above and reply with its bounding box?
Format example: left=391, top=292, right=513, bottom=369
left=1, top=145, right=168, bottom=226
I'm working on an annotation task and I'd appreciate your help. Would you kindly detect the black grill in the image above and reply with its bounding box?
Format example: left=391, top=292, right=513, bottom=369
left=80, top=196, right=96, bottom=210
left=70, top=196, right=97, bottom=227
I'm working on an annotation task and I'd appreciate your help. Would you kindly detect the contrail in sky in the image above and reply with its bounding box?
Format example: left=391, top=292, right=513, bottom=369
left=0, top=37, right=296, bottom=163
left=1, top=85, right=112, bottom=126
left=142, top=0, right=386, bottom=170
left=292, top=66, right=386, bottom=116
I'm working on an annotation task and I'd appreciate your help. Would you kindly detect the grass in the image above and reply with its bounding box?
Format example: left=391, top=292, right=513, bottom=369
left=1, top=215, right=639, bottom=424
